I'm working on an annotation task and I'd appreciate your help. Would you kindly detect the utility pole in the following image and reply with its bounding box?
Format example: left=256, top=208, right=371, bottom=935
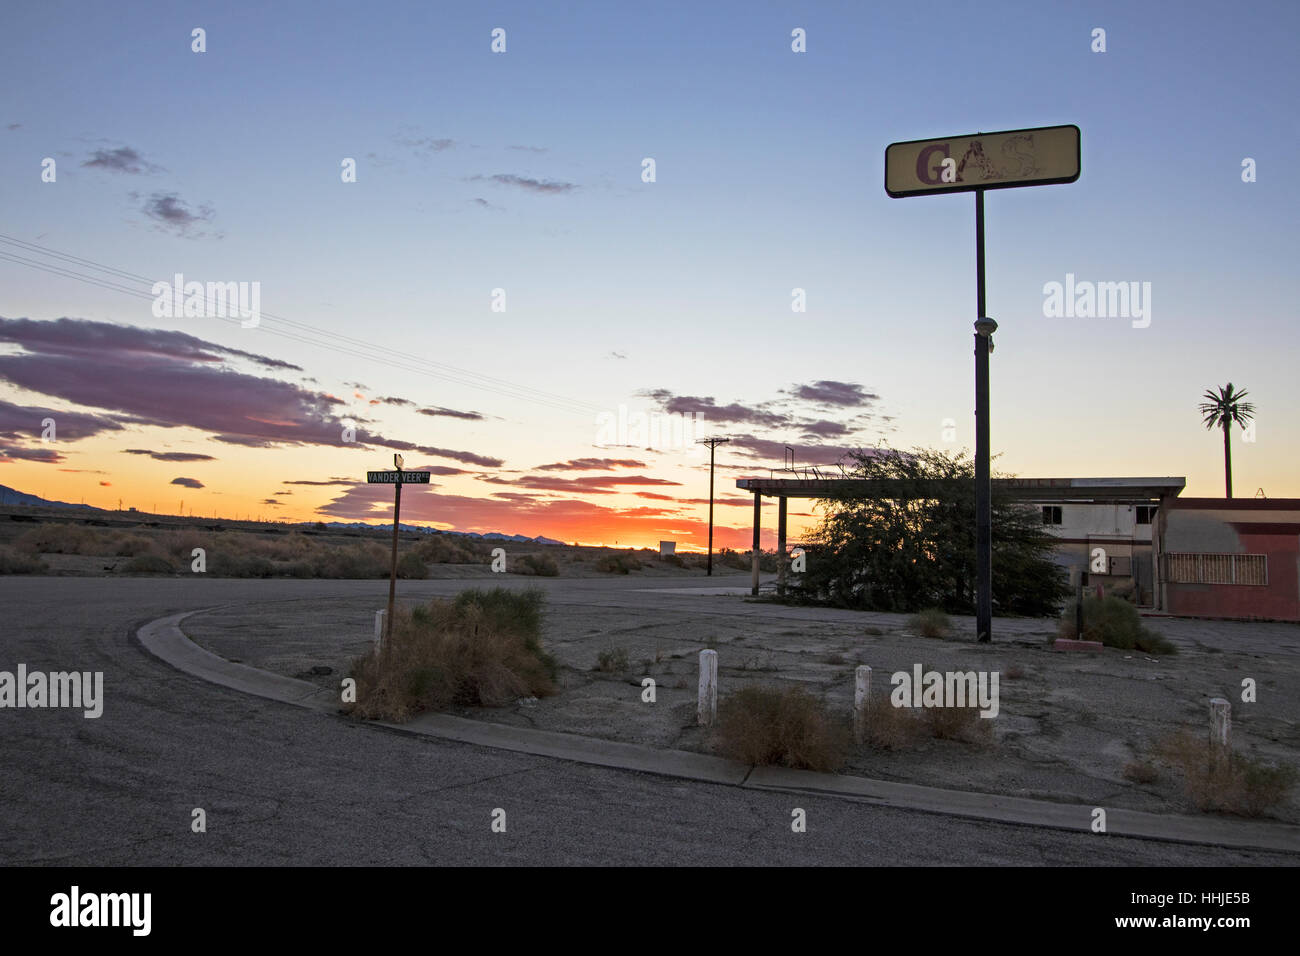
left=697, top=437, right=730, bottom=575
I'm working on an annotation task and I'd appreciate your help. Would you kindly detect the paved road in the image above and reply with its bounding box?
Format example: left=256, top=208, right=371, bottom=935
left=0, top=576, right=1293, bottom=865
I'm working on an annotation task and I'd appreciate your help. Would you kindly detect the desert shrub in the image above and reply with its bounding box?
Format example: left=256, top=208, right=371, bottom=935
left=715, top=685, right=849, bottom=772
left=595, top=553, right=641, bottom=574
left=1154, top=730, right=1296, bottom=816
left=0, top=546, right=47, bottom=574
left=861, top=694, right=925, bottom=750
left=514, top=552, right=559, bottom=577
left=110, top=533, right=155, bottom=557
left=414, top=534, right=489, bottom=564
left=594, top=647, right=630, bottom=673
left=120, top=553, right=174, bottom=574
left=1124, top=760, right=1159, bottom=784
left=909, top=607, right=950, bottom=639
left=280, top=560, right=316, bottom=578
left=1058, top=596, right=1176, bottom=655
left=923, top=703, right=992, bottom=744
left=397, top=550, right=428, bottom=579
left=310, top=542, right=389, bottom=578
left=16, top=524, right=96, bottom=555
left=243, top=532, right=314, bottom=562
left=160, top=529, right=213, bottom=561
left=860, top=694, right=991, bottom=749
left=207, top=552, right=275, bottom=577
left=347, top=587, right=555, bottom=721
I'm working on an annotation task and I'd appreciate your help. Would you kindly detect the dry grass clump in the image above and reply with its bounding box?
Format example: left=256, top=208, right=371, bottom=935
left=715, top=684, right=850, bottom=772
left=347, top=587, right=556, bottom=721
left=594, top=646, right=630, bottom=673
left=1152, top=729, right=1296, bottom=816
left=909, top=607, right=950, bottom=639
left=860, top=694, right=992, bottom=749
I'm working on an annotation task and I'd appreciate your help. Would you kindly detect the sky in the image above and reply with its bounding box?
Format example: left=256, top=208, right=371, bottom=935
left=1, top=0, right=1296, bottom=550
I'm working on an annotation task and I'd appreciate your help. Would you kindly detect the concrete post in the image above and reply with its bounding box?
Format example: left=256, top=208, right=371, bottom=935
left=1209, top=698, right=1231, bottom=748
left=697, top=649, right=718, bottom=726
left=750, top=495, right=761, bottom=596
left=374, top=609, right=386, bottom=649
left=854, top=665, right=872, bottom=743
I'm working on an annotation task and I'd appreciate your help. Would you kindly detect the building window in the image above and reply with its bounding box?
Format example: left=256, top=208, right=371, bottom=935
left=1042, top=506, right=1062, bottom=525
left=1136, top=505, right=1157, bottom=525
left=1167, top=553, right=1267, bottom=586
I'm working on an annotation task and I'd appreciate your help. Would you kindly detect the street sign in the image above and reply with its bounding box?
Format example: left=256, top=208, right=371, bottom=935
left=367, top=471, right=430, bottom=484
left=365, top=463, right=431, bottom=641
left=885, top=124, right=1080, bottom=198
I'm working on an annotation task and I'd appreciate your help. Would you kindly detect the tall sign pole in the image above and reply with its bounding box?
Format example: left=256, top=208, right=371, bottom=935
left=387, top=454, right=403, bottom=640
left=697, top=437, right=730, bottom=576
left=885, top=124, right=1080, bottom=643
left=367, top=454, right=431, bottom=641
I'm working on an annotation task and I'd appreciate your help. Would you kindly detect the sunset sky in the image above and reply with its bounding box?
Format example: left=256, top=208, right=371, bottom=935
left=2, top=0, right=1296, bottom=550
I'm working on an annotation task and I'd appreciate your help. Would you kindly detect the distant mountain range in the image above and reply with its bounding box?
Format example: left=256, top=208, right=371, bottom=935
left=0, top=484, right=93, bottom=509
left=302, top=520, right=566, bottom=546
left=0, top=485, right=566, bottom=545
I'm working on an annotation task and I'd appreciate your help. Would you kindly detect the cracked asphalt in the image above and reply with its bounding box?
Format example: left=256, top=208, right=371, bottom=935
left=1, top=576, right=1295, bottom=865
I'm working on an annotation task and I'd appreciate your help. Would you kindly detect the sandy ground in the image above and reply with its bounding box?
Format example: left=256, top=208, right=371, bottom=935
left=182, top=568, right=1300, bottom=823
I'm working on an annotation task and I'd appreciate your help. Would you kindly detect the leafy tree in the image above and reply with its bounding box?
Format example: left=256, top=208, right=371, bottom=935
left=1198, top=383, right=1255, bottom=498
left=788, top=448, right=1066, bottom=617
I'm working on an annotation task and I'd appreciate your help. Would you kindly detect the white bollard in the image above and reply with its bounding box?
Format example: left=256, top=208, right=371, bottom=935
left=1209, top=697, right=1231, bottom=748
left=374, top=609, right=386, bottom=649
left=697, top=649, right=718, bottom=726
left=854, top=665, right=872, bottom=743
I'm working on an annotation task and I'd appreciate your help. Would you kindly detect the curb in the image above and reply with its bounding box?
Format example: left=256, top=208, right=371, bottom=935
left=137, top=608, right=1300, bottom=854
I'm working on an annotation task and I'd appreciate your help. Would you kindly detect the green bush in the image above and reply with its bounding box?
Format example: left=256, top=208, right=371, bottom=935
left=1059, top=595, right=1177, bottom=655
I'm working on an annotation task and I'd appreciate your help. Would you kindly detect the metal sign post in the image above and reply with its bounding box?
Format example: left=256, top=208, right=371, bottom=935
left=366, top=454, right=431, bottom=641
left=886, top=124, right=1080, bottom=643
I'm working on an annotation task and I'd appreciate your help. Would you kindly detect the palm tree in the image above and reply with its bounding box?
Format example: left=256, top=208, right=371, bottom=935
left=1199, top=383, right=1255, bottom=498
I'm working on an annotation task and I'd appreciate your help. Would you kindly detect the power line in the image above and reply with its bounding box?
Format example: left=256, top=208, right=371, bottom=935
left=0, top=234, right=603, bottom=416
